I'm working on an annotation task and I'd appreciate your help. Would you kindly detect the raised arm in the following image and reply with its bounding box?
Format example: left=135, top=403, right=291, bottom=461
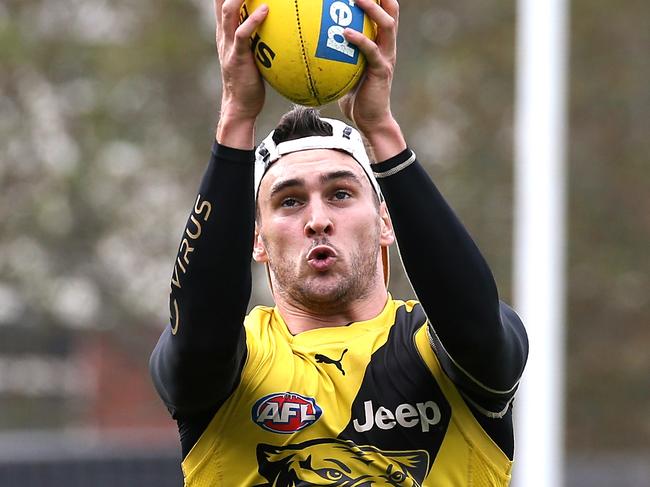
left=373, top=152, right=528, bottom=410
left=149, top=0, right=268, bottom=444
left=343, top=0, right=527, bottom=413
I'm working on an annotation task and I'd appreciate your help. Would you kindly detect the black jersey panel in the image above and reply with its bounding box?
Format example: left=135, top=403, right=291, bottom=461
left=337, top=304, right=451, bottom=468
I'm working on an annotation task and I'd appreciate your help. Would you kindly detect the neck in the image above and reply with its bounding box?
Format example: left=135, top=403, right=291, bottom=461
left=273, top=285, right=389, bottom=335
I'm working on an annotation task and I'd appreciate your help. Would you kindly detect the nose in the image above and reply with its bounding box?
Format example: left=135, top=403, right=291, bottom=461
left=304, top=199, right=333, bottom=237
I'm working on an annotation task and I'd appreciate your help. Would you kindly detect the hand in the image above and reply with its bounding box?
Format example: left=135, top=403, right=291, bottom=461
left=338, top=0, right=405, bottom=160
left=214, top=0, right=269, bottom=147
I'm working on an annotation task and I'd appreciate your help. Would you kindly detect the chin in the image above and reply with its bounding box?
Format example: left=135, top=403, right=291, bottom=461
left=298, top=277, right=356, bottom=306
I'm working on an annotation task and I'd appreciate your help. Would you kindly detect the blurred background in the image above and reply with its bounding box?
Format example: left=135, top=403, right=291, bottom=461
left=0, top=0, right=648, bottom=485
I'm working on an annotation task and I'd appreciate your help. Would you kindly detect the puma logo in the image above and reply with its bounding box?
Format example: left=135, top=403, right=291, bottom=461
left=315, top=348, right=348, bottom=376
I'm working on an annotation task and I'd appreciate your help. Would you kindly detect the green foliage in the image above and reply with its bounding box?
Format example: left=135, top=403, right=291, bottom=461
left=0, top=0, right=648, bottom=450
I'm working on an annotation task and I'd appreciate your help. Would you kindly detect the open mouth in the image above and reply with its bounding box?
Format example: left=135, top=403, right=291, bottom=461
left=306, top=245, right=337, bottom=271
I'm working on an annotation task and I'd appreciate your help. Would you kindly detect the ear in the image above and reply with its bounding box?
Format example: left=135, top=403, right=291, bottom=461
left=378, top=202, right=395, bottom=247
left=252, top=224, right=269, bottom=263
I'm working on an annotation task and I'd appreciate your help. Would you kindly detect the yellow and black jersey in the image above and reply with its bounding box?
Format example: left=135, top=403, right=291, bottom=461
left=150, top=143, right=528, bottom=486
left=181, top=299, right=512, bottom=486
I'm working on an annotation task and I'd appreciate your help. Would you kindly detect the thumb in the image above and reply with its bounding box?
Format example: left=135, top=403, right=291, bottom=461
left=338, top=93, right=355, bottom=124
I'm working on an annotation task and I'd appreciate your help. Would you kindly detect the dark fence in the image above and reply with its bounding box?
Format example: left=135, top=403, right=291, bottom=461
left=0, top=431, right=648, bottom=486
left=0, top=455, right=183, bottom=487
left=0, top=430, right=183, bottom=487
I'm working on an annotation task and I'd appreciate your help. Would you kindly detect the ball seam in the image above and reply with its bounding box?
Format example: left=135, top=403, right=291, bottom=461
left=293, top=0, right=319, bottom=104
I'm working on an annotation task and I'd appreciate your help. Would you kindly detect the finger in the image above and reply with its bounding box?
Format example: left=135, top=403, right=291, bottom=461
left=377, top=0, right=400, bottom=22
left=355, top=0, right=398, bottom=29
left=354, top=0, right=398, bottom=50
left=221, top=0, right=247, bottom=35
left=214, top=0, right=224, bottom=25
left=343, top=28, right=388, bottom=71
left=233, top=4, right=269, bottom=55
left=338, top=93, right=354, bottom=122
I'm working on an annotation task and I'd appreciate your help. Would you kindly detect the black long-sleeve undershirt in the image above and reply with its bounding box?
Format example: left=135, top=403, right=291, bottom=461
left=374, top=149, right=528, bottom=458
left=149, top=143, right=254, bottom=422
left=149, top=142, right=527, bottom=459
left=373, top=149, right=528, bottom=407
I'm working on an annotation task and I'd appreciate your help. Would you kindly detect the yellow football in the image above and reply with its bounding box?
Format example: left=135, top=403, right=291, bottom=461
left=241, top=0, right=378, bottom=106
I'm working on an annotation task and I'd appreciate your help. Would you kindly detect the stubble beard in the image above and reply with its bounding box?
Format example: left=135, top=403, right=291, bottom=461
left=264, top=230, right=382, bottom=315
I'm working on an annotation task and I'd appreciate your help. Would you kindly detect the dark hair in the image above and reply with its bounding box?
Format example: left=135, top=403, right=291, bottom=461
left=257, top=106, right=333, bottom=222
left=272, top=106, right=333, bottom=144
left=256, top=106, right=379, bottom=221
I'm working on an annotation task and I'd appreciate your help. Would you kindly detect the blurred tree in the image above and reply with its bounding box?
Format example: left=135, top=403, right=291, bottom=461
left=0, top=0, right=648, bottom=457
left=567, top=0, right=650, bottom=450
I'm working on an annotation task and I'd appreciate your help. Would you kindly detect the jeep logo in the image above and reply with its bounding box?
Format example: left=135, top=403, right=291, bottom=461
left=352, top=400, right=442, bottom=433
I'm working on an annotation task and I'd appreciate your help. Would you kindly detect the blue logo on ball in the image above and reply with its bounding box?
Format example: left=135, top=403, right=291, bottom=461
left=316, top=0, right=365, bottom=64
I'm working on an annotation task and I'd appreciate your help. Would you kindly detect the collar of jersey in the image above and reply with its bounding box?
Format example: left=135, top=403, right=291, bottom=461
left=270, top=293, right=397, bottom=345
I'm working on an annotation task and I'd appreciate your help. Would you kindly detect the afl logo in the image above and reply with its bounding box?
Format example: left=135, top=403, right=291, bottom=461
left=252, top=393, right=322, bottom=434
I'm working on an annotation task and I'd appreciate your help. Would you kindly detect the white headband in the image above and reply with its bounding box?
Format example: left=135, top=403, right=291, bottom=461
left=254, top=117, right=390, bottom=286
left=254, top=118, right=382, bottom=199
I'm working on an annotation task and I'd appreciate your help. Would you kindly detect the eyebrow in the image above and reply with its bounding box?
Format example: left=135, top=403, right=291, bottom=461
left=268, top=170, right=363, bottom=199
left=321, top=170, right=362, bottom=186
left=268, top=177, right=305, bottom=199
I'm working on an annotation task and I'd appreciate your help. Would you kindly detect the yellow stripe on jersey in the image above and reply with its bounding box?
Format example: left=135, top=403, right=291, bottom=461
left=182, top=297, right=512, bottom=486
left=413, top=324, right=512, bottom=485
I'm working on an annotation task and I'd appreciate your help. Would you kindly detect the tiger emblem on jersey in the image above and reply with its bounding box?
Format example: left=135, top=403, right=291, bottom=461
left=255, top=438, right=429, bottom=486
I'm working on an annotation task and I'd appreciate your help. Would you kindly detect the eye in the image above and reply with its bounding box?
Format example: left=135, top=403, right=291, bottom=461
left=316, top=468, right=346, bottom=481
left=332, top=190, right=351, bottom=200
left=325, top=469, right=342, bottom=480
left=280, top=197, right=300, bottom=208
left=384, top=464, right=407, bottom=483
left=389, top=470, right=406, bottom=482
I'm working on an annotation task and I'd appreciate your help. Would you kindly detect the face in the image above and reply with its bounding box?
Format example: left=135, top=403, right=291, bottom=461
left=253, top=149, right=394, bottom=312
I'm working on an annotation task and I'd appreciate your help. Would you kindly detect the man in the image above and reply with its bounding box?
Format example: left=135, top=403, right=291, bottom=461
left=150, top=0, right=528, bottom=484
